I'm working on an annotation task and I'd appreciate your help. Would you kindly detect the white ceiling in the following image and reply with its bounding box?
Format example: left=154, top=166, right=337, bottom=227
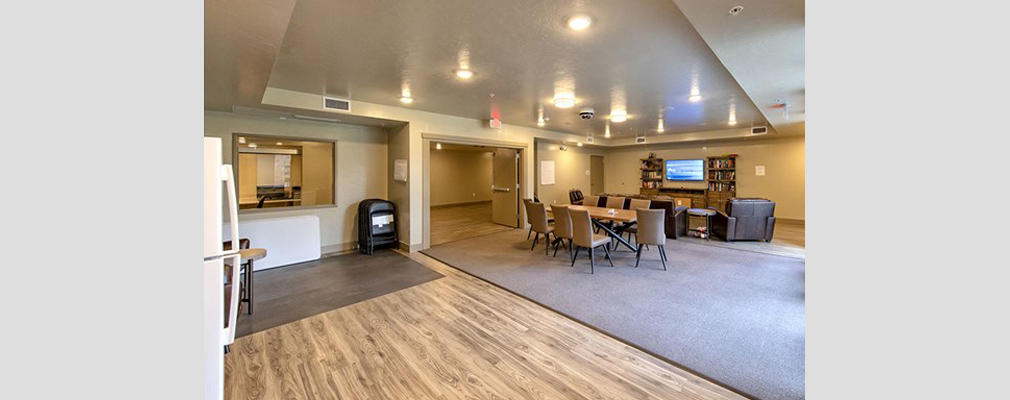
left=205, top=0, right=804, bottom=140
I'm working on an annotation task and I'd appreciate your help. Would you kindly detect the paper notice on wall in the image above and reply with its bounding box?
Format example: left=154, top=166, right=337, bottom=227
left=540, top=161, right=555, bottom=185
left=394, top=159, right=408, bottom=182
left=756, top=165, right=766, bottom=176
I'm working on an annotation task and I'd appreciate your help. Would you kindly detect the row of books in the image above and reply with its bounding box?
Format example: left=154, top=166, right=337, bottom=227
left=708, top=159, right=736, bottom=169
left=641, top=171, right=663, bottom=179
left=642, top=181, right=664, bottom=189
left=708, top=182, right=736, bottom=192
left=708, top=171, right=736, bottom=180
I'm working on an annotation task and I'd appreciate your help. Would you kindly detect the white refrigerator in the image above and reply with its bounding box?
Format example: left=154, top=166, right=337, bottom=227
left=204, top=137, right=242, bottom=400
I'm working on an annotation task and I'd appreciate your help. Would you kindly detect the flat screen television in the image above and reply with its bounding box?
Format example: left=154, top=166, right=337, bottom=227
left=665, top=159, right=705, bottom=181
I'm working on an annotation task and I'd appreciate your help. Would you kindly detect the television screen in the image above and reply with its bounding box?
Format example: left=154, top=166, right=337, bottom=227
left=665, top=159, right=704, bottom=181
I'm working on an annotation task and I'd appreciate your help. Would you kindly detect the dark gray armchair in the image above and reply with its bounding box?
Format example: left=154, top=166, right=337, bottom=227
left=711, top=198, right=776, bottom=242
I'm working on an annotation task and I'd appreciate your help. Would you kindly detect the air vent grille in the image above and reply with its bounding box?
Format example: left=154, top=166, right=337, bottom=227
left=751, top=126, right=768, bottom=135
left=322, top=97, right=351, bottom=111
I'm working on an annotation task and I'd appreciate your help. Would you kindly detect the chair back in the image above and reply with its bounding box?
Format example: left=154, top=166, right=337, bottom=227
left=528, top=201, right=550, bottom=232
left=629, top=199, right=651, bottom=210
left=523, top=198, right=535, bottom=227
left=606, top=196, right=626, bottom=209
left=552, top=205, right=573, bottom=239
left=583, top=195, right=601, bottom=207
left=569, top=209, right=595, bottom=247
left=636, top=208, right=666, bottom=245
left=569, top=189, right=584, bottom=204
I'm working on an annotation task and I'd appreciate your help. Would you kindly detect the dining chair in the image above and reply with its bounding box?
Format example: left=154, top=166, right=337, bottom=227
left=528, top=201, right=555, bottom=255
left=583, top=195, right=601, bottom=208
left=550, top=205, right=574, bottom=260
left=605, top=196, right=627, bottom=209
left=570, top=209, right=614, bottom=274
left=623, top=199, right=652, bottom=244
left=634, top=208, right=668, bottom=270
left=523, top=198, right=535, bottom=240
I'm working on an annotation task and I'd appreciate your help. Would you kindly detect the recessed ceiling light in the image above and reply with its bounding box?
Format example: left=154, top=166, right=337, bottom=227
left=577, top=142, right=583, bottom=147
left=238, top=137, right=246, bottom=144
left=657, top=119, right=665, bottom=133
left=689, top=95, right=702, bottom=102
left=610, top=113, right=627, bottom=123
left=728, top=120, right=738, bottom=125
left=554, top=96, right=575, bottom=108
left=400, top=96, right=414, bottom=104
left=436, top=143, right=442, bottom=150
left=604, top=123, right=611, bottom=138
left=537, top=119, right=545, bottom=127
left=568, top=14, right=593, bottom=30
left=276, top=142, right=283, bottom=145
left=248, top=143, right=258, bottom=148
left=455, top=69, right=474, bottom=79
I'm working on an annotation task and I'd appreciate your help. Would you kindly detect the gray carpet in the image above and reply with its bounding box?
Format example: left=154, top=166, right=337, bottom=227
left=236, top=250, right=443, bottom=337
left=422, top=229, right=804, bottom=400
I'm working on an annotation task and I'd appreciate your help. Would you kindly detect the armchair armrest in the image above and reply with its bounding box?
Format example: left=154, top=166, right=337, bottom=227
left=765, top=216, right=776, bottom=241
left=710, top=209, right=736, bottom=241
left=669, top=207, right=688, bottom=239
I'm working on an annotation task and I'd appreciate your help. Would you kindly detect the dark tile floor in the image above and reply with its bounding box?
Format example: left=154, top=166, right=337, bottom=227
left=235, top=249, right=443, bottom=337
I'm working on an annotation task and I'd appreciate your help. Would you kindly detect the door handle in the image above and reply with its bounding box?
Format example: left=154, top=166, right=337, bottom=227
left=492, top=187, right=511, bottom=193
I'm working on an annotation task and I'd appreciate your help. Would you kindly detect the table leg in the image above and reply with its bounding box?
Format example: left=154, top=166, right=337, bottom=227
left=593, top=219, right=636, bottom=251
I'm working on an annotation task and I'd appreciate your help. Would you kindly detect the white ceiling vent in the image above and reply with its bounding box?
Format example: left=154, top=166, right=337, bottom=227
left=635, top=136, right=647, bottom=144
left=751, top=126, right=768, bottom=135
left=322, top=97, right=351, bottom=112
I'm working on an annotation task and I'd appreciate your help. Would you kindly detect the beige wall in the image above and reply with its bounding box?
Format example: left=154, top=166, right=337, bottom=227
left=535, top=142, right=605, bottom=206
left=604, top=136, right=805, bottom=220
left=205, top=110, right=388, bottom=252
left=430, top=149, right=493, bottom=206
left=387, top=123, right=410, bottom=248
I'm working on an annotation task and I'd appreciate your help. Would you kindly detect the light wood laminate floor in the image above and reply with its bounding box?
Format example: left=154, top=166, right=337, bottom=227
left=224, top=250, right=745, bottom=400
left=430, top=201, right=514, bottom=246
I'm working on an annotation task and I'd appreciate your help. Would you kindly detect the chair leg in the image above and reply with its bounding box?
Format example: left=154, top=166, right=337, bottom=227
left=635, top=244, right=643, bottom=268
left=590, top=247, right=596, bottom=272
left=530, top=233, right=538, bottom=251
left=246, top=260, right=253, bottom=314
left=545, top=233, right=551, bottom=255
left=571, top=246, right=580, bottom=267
left=602, top=244, right=615, bottom=267
left=659, top=245, right=668, bottom=271
left=527, top=227, right=532, bottom=240
left=553, top=239, right=560, bottom=257
left=568, top=239, right=574, bottom=263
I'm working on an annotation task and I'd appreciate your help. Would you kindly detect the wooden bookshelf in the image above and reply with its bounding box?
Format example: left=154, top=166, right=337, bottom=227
left=639, top=154, right=664, bottom=195
left=706, top=155, right=737, bottom=212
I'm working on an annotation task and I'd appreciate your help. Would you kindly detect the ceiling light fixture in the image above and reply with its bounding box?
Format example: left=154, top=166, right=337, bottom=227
left=657, top=119, right=665, bottom=133
left=610, top=112, right=627, bottom=123
left=567, top=14, right=593, bottom=30
left=604, top=123, right=611, bottom=138
left=577, top=142, right=583, bottom=147
left=553, top=95, right=575, bottom=108
left=455, top=69, right=474, bottom=79
left=276, top=142, right=283, bottom=146
left=238, top=137, right=246, bottom=144
left=689, top=94, right=702, bottom=102
left=728, top=120, right=738, bottom=126
left=436, top=143, right=442, bottom=150
left=400, top=96, right=414, bottom=104
left=248, top=143, right=258, bottom=148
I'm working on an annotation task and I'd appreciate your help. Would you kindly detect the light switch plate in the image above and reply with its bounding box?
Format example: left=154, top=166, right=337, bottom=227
left=586, top=170, right=591, bottom=176
left=756, top=166, right=766, bottom=176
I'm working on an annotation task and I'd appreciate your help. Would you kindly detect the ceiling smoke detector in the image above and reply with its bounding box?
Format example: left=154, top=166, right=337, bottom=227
left=729, top=6, right=744, bottom=16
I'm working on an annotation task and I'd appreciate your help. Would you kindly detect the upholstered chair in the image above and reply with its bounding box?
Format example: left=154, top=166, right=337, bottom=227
left=634, top=208, right=669, bottom=270
left=569, top=209, right=614, bottom=274
left=550, top=205, right=574, bottom=260
left=528, top=201, right=555, bottom=255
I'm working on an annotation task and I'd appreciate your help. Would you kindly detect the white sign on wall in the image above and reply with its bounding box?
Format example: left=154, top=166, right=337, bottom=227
left=540, top=160, right=555, bottom=185
left=756, top=165, right=766, bottom=176
left=394, top=159, right=408, bottom=181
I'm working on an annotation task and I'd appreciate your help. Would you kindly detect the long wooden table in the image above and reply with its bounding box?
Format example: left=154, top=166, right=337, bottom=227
left=550, top=205, right=638, bottom=251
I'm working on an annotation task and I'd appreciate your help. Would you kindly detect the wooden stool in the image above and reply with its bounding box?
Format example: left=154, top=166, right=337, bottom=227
left=224, top=239, right=266, bottom=315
